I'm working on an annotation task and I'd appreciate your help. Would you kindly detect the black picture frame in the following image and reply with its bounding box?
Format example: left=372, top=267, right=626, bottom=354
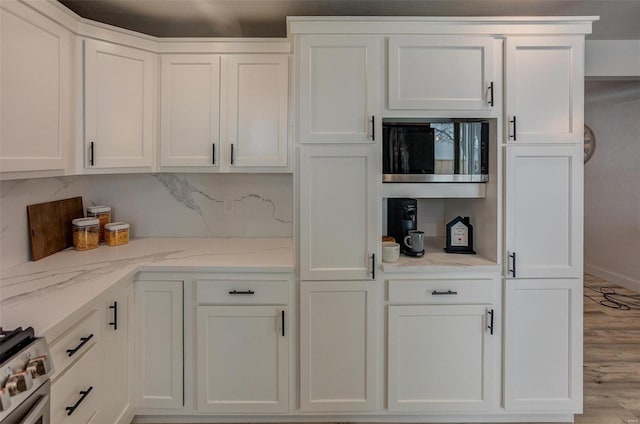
left=444, top=216, right=476, bottom=254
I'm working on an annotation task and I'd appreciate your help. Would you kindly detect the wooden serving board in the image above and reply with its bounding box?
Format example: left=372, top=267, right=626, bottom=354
left=27, top=197, right=84, bottom=261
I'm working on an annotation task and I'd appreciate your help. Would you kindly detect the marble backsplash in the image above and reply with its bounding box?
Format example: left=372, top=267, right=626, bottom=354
left=0, top=173, right=292, bottom=270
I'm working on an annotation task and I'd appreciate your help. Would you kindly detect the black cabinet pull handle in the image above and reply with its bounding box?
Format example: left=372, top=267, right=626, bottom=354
left=66, top=334, right=94, bottom=357
left=488, top=82, right=494, bottom=107
left=371, top=115, right=375, bottom=141
left=228, top=290, right=254, bottom=295
left=431, top=290, right=458, bottom=296
left=487, top=309, right=495, bottom=335
left=66, top=386, right=93, bottom=416
left=508, top=252, right=517, bottom=277
left=109, top=301, right=118, bottom=330
left=371, top=253, right=376, bottom=280
left=281, top=310, right=285, bottom=337
left=509, top=116, right=517, bottom=140
left=212, top=143, right=216, bottom=165
left=89, top=142, right=95, bottom=166
left=230, top=143, right=235, bottom=165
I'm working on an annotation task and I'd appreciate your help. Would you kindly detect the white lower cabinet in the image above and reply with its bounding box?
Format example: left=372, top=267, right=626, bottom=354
left=196, top=306, right=289, bottom=413
left=387, top=277, right=498, bottom=413
left=97, top=283, right=133, bottom=423
left=134, top=280, right=183, bottom=409
left=504, top=278, right=583, bottom=412
left=51, top=344, right=101, bottom=424
left=300, top=281, right=378, bottom=412
left=388, top=305, right=496, bottom=412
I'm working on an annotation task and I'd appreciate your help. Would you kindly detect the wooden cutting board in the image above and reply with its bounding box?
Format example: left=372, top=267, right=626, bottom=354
left=27, top=197, right=84, bottom=261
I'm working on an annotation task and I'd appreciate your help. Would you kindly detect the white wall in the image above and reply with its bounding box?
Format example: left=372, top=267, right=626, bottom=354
left=0, top=173, right=292, bottom=269
left=584, top=80, right=640, bottom=291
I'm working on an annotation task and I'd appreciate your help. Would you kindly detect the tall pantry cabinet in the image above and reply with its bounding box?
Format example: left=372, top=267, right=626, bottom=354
left=503, top=35, right=585, bottom=412
left=296, top=35, right=382, bottom=412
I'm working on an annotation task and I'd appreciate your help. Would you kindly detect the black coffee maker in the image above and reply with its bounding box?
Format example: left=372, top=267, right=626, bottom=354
left=387, top=198, right=423, bottom=257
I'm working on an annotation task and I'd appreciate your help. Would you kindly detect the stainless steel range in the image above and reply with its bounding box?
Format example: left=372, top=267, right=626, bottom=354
left=0, top=327, right=53, bottom=424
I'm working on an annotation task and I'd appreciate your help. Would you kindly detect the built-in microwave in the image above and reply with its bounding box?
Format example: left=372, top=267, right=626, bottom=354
left=382, top=118, right=489, bottom=183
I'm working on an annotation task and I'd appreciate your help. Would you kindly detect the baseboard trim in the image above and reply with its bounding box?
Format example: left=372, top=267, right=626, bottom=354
left=585, top=264, right=640, bottom=293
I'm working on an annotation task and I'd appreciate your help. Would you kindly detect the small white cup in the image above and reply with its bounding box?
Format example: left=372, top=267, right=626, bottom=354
left=382, top=242, right=400, bottom=263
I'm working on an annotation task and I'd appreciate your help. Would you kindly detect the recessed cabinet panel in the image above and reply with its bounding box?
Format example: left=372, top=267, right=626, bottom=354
left=0, top=2, right=70, bottom=173
left=504, top=279, right=582, bottom=411
left=84, top=39, right=154, bottom=169
left=505, top=145, right=582, bottom=278
left=134, top=280, right=183, bottom=409
left=388, top=35, right=495, bottom=111
left=505, top=36, right=584, bottom=143
left=196, top=306, right=288, bottom=413
left=160, top=55, right=220, bottom=167
left=298, top=35, right=382, bottom=143
left=388, top=305, right=495, bottom=412
left=299, top=145, right=378, bottom=280
left=300, top=281, right=377, bottom=412
left=224, top=55, right=288, bottom=168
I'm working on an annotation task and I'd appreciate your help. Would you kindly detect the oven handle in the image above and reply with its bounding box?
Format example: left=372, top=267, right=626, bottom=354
left=21, top=393, right=50, bottom=424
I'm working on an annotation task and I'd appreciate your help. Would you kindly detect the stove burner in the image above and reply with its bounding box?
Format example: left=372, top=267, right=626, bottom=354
left=0, top=327, right=35, bottom=365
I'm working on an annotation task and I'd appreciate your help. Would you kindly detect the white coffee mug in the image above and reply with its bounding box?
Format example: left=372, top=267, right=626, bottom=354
left=382, top=242, right=400, bottom=262
left=404, top=230, right=425, bottom=252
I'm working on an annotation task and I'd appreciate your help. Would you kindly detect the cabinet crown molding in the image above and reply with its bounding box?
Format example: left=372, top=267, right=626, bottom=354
left=287, top=16, right=599, bottom=36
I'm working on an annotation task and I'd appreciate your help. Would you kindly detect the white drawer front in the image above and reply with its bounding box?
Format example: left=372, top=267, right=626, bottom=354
left=388, top=279, right=495, bottom=304
left=49, top=311, right=99, bottom=379
left=195, top=279, right=289, bottom=304
left=51, top=344, right=100, bottom=424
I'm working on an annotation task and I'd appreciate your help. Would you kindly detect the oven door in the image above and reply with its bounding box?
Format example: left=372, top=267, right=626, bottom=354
left=2, top=380, right=49, bottom=424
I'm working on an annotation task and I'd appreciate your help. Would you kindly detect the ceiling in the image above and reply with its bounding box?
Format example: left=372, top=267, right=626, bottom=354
left=58, top=0, right=640, bottom=40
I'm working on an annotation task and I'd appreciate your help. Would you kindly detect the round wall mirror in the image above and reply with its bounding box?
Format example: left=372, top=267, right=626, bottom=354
left=584, top=124, right=596, bottom=163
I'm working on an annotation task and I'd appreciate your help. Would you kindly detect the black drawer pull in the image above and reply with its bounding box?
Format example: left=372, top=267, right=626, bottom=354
left=487, top=309, right=495, bottom=335
left=66, top=386, right=93, bottom=416
left=508, top=251, right=517, bottom=277
left=281, top=310, right=285, bottom=337
left=228, top=290, right=254, bottom=295
left=66, top=334, right=94, bottom=357
left=431, top=290, right=458, bottom=296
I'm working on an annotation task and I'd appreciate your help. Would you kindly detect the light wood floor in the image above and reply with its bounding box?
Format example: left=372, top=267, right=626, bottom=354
left=579, top=274, right=640, bottom=424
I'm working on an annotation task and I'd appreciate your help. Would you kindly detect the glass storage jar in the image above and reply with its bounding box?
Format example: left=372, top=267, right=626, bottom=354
left=86, top=205, right=111, bottom=242
left=105, top=222, right=130, bottom=246
left=72, top=218, right=100, bottom=250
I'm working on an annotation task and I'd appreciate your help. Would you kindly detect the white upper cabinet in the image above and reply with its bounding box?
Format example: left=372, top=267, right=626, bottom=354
left=160, top=55, right=220, bottom=168
left=505, top=36, right=584, bottom=143
left=505, top=145, right=583, bottom=278
left=84, top=39, right=155, bottom=170
left=388, top=35, right=495, bottom=111
left=160, top=53, right=289, bottom=171
left=223, top=54, right=289, bottom=169
left=0, top=1, right=71, bottom=174
left=299, top=145, right=379, bottom=280
left=298, top=35, right=382, bottom=143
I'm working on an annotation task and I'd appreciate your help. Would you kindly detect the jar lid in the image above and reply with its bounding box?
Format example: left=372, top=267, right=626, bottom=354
left=87, top=205, right=111, bottom=213
left=105, top=221, right=130, bottom=231
left=72, top=217, right=100, bottom=227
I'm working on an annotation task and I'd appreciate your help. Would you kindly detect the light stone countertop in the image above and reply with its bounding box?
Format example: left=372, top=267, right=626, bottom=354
left=0, top=237, right=293, bottom=337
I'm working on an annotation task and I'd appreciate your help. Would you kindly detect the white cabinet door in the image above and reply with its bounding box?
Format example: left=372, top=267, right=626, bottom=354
left=299, top=145, right=379, bottom=280
left=134, top=280, right=183, bottom=409
left=0, top=1, right=70, bottom=173
left=300, top=281, right=378, bottom=412
left=298, top=35, right=382, bottom=143
left=504, top=278, right=583, bottom=412
left=97, top=283, right=133, bottom=423
left=505, top=145, right=583, bottom=279
left=84, top=39, right=155, bottom=169
left=196, top=306, right=288, bottom=413
left=388, top=305, right=496, bottom=412
left=388, top=35, right=495, bottom=111
left=160, top=55, right=220, bottom=167
left=505, top=36, right=584, bottom=143
left=223, top=54, right=288, bottom=169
